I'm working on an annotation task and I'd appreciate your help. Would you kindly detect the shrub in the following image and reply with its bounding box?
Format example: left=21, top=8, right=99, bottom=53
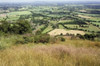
left=77, top=34, right=85, bottom=39
left=34, top=34, right=50, bottom=43
left=60, top=33, right=63, bottom=36
left=84, top=34, right=96, bottom=40
left=60, top=37, right=65, bottom=42
left=77, top=34, right=96, bottom=40
left=35, top=30, right=42, bottom=35
left=0, top=31, right=5, bottom=36
left=23, top=36, right=34, bottom=43
left=0, top=20, right=9, bottom=33
left=15, top=39, right=25, bottom=44
left=15, top=20, right=32, bottom=34
left=15, top=36, right=34, bottom=44
left=0, top=20, right=32, bottom=34
left=49, top=37, right=57, bottom=43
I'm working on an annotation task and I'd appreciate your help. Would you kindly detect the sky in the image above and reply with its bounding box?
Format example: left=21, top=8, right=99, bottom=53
left=0, top=0, right=100, bottom=3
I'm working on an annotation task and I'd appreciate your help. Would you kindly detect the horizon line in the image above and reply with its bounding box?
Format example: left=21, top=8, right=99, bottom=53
left=1, top=1, right=100, bottom=3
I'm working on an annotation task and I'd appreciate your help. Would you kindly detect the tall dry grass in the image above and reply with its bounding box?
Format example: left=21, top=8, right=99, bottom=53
left=0, top=35, right=100, bottom=66
left=0, top=44, right=100, bottom=66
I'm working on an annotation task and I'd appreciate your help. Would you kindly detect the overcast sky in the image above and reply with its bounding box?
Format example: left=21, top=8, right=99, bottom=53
left=0, top=0, right=100, bottom=3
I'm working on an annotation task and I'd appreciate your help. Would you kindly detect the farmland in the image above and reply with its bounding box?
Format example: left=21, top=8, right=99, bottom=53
left=0, top=3, right=100, bottom=34
left=0, top=2, right=100, bottom=66
left=48, top=29, right=85, bottom=36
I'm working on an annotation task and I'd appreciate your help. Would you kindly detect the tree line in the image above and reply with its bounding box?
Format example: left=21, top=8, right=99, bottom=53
left=0, top=20, right=32, bottom=34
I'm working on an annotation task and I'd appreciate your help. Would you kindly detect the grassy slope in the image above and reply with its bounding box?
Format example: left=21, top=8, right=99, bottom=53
left=0, top=44, right=100, bottom=66
left=42, top=25, right=53, bottom=33
left=0, top=35, right=100, bottom=66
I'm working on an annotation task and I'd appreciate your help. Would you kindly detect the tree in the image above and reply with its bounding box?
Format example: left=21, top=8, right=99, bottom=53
left=0, top=20, right=9, bottom=33
left=0, top=20, right=32, bottom=34
left=16, top=20, right=32, bottom=34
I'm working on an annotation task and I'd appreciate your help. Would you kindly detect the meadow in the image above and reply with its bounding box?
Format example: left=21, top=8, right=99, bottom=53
left=0, top=35, right=100, bottom=66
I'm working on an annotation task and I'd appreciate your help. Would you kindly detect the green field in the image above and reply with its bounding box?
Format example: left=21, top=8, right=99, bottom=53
left=92, top=22, right=100, bottom=27
left=59, top=24, right=65, bottom=29
left=0, top=3, right=100, bottom=66
left=65, top=24, right=100, bottom=32
left=42, top=25, right=53, bottom=33
left=7, top=11, right=31, bottom=15
left=0, top=11, right=31, bottom=21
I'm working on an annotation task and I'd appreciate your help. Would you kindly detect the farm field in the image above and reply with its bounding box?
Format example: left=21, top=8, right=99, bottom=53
left=0, top=11, right=31, bottom=21
left=0, top=4, right=100, bottom=34
left=65, top=24, right=100, bottom=32
left=48, top=29, right=85, bottom=36
left=42, top=25, right=53, bottom=33
left=0, top=2, right=100, bottom=66
left=78, top=15, right=92, bottom=19
left=92, top=22, right=100, bottom=27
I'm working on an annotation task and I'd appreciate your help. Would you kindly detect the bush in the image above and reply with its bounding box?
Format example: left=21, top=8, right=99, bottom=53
left=34, top=34, right=50, bottom=43
left=23, top=36, right=34, bottom=43
left=15, top=36, right=34, bottom=44
left=13, top=20, right=32, bottom=34
left=49, top=37, right=57, bottom=43
left=77, top=34, right=85, bottom=39
left=0, top=20, right=32, bottom=34
left=60, top=33, right=63, bottom=36
left=77, top=34, right=96, bottom=40
left=60, top=37, right=65, bottom=42
left=15, top=38, right=25, bottom=44
left=84, top=34, right=96, bottom=40
left=0, top=31, right=5, bottom=36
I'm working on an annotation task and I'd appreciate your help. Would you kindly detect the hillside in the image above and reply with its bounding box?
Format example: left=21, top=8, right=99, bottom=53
left=0, top=36, right=100, bottom=66
left=0, top=2, right=100, bottom=66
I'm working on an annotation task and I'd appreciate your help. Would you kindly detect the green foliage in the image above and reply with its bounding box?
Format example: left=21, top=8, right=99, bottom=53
left=0, top=35, right=22, bottom=49
left=15, top=38, right=25, bottom=44
left=16, top=20, right=32, bottom=34
left=60, top=37, right=66, bottom=42
left=74, top=18, right=86, bottom=25
left=0, top=31, right=5, bottom=36
left=15, top=36, right=34, bottom=44
left=77, top=34, right=96, bottom=40
left=0, top=20, right=9, bottom=33
left=0, top=20, right=32, bottom=34
left=35, top=30, right=42, bottom=35
left=34, top=34, right=50, bottom=43
left=23, top=36, right=34, bottom=43
left=49, top=37, right=58, bottom=43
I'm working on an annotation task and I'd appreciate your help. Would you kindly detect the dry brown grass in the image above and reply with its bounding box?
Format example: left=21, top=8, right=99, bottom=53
left=78, top=15, right=92, bottom=19
left=0, top=35, right=100, bottom=66
left=0, top=44, right=100, bottom=66
left=48, top=29, right=85, bottom=36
